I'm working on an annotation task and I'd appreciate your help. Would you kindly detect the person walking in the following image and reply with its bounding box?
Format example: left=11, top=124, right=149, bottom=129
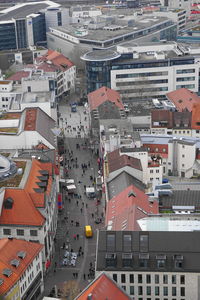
left=77, top=234, right=79, bottom=240
left=84, top=273, right=86, bottom=280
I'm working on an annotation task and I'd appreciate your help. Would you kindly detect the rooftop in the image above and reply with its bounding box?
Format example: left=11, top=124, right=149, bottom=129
left=107, top=148, right=142, bottom=174
left=166, top=88, right=200, bottom=112
left=7, top=71, right=30, bottom=82
left=81, top=50, right=121, bottom=62
left=0, top=238, right=43, bottom=295
left=22, top=91, right=53, bottom=104
left=106, top=185, right=158, bottom=231
left=0, top=1, right=59, bottom=22
left=88, top=86, right=124, bottom=111
left=52, top=16, right=171, bottom=42
left=159, top=190, right=200, bottom=209
left=75, top=273, right=131, bottom=300
left=96, top=230, right=200, bottom=272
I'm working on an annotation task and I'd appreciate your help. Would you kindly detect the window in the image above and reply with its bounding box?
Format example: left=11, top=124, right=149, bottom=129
left=146, top=274, right=151, bottom=284
left=3, top=228, right=11, bottom=235
left=140, top=235, right=148, bottom=252
left=157, top=259, right=165, bottom=268
left=107, top=234, right=115, bottom=252
left=122, top=253, right=132, bottom=267
left=155, top=274, right=159, bottom=284
left=150, top=170, right=153, bottom=173
left=123, top=234, right=132, bottom=252
left=138, top=286, right=143, bottom=295
left=130, top=274, right=134, bottom=283
left=163, top=275, right=168, bottom=284
left=105, top=253, right=116, bottom=267
left=180, top=287, right=185, bottom=296
left=172, top=287, right=176, bottom=296
left=130, top=286, right=134, bottom=295
left=138, top=274, right=142, bottom=283
left=182, top=154, right=185, bottom=158
left=180, top=275, right=185, bottom=284
left=121, top=274, right=126, bottom=283
left=156, top=169, right=159, bottom=173
left=182, top=164, right=185, bottom=167
left=113, top=274, right=117, bottom=282
left=163, top=287, right=168, bottom=296
left=172, top=275, right=176, bottom=284
left=30, top=230, right=38, bottom=236
left=155, top=286, right=159, bottom=296
left=147, top=286, right=151, bottom=295
left=17, top=229, right=24, bottom=236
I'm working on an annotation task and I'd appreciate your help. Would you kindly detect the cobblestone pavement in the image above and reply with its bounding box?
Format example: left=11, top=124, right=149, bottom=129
left=43, top=103, right=105, bottom=297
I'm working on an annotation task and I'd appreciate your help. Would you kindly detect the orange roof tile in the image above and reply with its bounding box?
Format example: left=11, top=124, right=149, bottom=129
left=0, top=238, right=43, bottom=295
left=191, top=103, right=200, bottom=130
left=105, top=185, right=158, bottom=231
left=167, top=88, right=200, bottom=112
left=24, top=108, right=37, bottom=131
left=0, top=189, right=44, bottom=226
left=76, top=273, right=131, bottom=300
left=88, top=86, right=124, bottom=111
left=7, top=71, right=30, bottom=81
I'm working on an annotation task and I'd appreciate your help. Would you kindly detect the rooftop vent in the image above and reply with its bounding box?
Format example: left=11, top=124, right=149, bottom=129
left=87, top=294, right=93, bottom=300
left=128, top=190, right=136, bottom=197
left=2, top=269, right=12, bottom=277
left=4, top=198, right=14, bottom=209
left=0, top=278, right=4, bottom=286
left=10, top=259, right=20, bottom=268
left=17, top=251, right=26, bottom=259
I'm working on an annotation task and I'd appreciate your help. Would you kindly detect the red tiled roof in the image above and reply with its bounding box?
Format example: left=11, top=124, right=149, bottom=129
left=151, top=109, right=173, bottom=128
left=7, top=71, right=30, bottom=81
left=191, top=103, right=200, bottom=130
left=0, top=238, right=43, bottom=295
left=24, top=108, right=37, bottom=131
left=0, top=189, right=44, bottom=226
left=88, top=86, right=124, bottom=111
left=166, top=88, right=200, bottom=112
left=107, top=149, right=142, bottom=173
left=36, top=50, right=74, bottom=72
left=105, top=185, right=158, bottom=231
left=76, top=273, right=131, bottom=300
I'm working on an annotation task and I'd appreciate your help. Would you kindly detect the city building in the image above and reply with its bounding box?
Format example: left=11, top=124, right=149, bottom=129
left=75, top=272, right=131, bottom=300
left=45, top=7, right=69, bottom=32
left=96, top=230, right=200, bottom=300
left=0, top=1, right=60, bottom=50
left=104, top=147, right=163, bottom=189
left=82, top=41, right=200, bottom=96
left=71, top=5, right=102, bottom=23
left=160, top=0, right=192, bottom=16
left=0, top=156, right=58, bottom=267
left=105, top=184, right=158, bottom=231
left=34, top=50, right=76, bottom=96
left=48, top=13, right=177, bottom=67
left=0, top=238, right=43, bottom=300
left=142, top=134, right=200, bottom=178
left=88, top=86, right=125, bottom=136
left=0, top=108, right=57, bottom=150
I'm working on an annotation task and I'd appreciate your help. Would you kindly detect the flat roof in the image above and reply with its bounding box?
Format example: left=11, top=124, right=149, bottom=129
left=0, top=1, right=59, bottom=22
left=141, top=134, right=200, bottom=148
left=22, top=91, right=53, bottom=103
left=54, top=16, right=171, bottom=42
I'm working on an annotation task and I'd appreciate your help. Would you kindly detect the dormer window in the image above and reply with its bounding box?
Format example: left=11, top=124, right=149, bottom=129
left=156, top=254, right=166, bottom=268
left=173, top=255, right=183, bottom=269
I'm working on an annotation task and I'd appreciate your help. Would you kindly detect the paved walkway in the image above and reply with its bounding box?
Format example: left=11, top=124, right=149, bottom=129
left=43, top=104, right=104, bottom=297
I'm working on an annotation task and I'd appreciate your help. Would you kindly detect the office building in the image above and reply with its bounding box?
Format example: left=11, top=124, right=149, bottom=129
left=96, top=230, right=200, bottom=300
left=0, top=1, right=60, bottom=50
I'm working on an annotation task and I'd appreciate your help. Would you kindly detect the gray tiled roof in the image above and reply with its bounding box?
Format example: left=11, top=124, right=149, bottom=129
left=96, top=231, right=200, bottom=272
left=107, top=171, right=146, bottom=200
left=36, top=108, right=56, bottom=148
left=159, top=190, right=200, bottom=209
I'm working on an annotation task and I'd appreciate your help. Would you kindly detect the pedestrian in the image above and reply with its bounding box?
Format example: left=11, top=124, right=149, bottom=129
left=55, top=262, right=57, bottom=268
left=73, top=234, right=76, bottom=240
left=90, top=262, right=93, bottom=267
left=54, top=269, right=56, bottom=273
left=76, top=200, right=79, bottom=206
left=77, top=234, right=79, bottom=240
left=63, top=242, right=65, bottom=249
left=92, top=213, right=94, bottom=218
left=73, top=273, right=75, bottom=278
left=80, top=208, right=83, bottom=213
left=84, top=273, right=86, bottom=280
left=82, top=251, right=84, bottom=256
left=71, top=220, right=73, bottom=225
left=88, top=273, right=90, bottom=279
left=69, top=198, right=71, bottom=203
left=86, top=203, right=88, bottom=208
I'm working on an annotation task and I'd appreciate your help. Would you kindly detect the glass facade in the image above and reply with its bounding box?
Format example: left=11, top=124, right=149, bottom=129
left=16, top=19, right=27, bottom=48
left=86, top=60, right=114, bottom=93
left=0, top=23, right=17, bottom=50
left=32, top=14, right=46, bottom=45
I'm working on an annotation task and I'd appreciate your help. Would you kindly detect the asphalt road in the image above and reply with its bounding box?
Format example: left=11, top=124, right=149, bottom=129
left=43, top=104, right=105, bottom=298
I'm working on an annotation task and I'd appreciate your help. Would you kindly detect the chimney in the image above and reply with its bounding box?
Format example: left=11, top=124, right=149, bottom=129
left=87, top=294, right=93, bottom=300
left=8, top=236, right=13, bottom=241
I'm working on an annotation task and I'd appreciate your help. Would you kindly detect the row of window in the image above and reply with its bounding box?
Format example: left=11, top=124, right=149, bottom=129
left=116, top=79, right=168, bottom=86
left=114, top=274, right=185, bottom=285
left=3, top=228, right=38, bottom=236
left=121, top=285, right=185, bottom=297
left=176, top=84, right=195, bottom=89
left=116, top=71, right=168, bottom=79
left=150, top=169, right=160, bottom=174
